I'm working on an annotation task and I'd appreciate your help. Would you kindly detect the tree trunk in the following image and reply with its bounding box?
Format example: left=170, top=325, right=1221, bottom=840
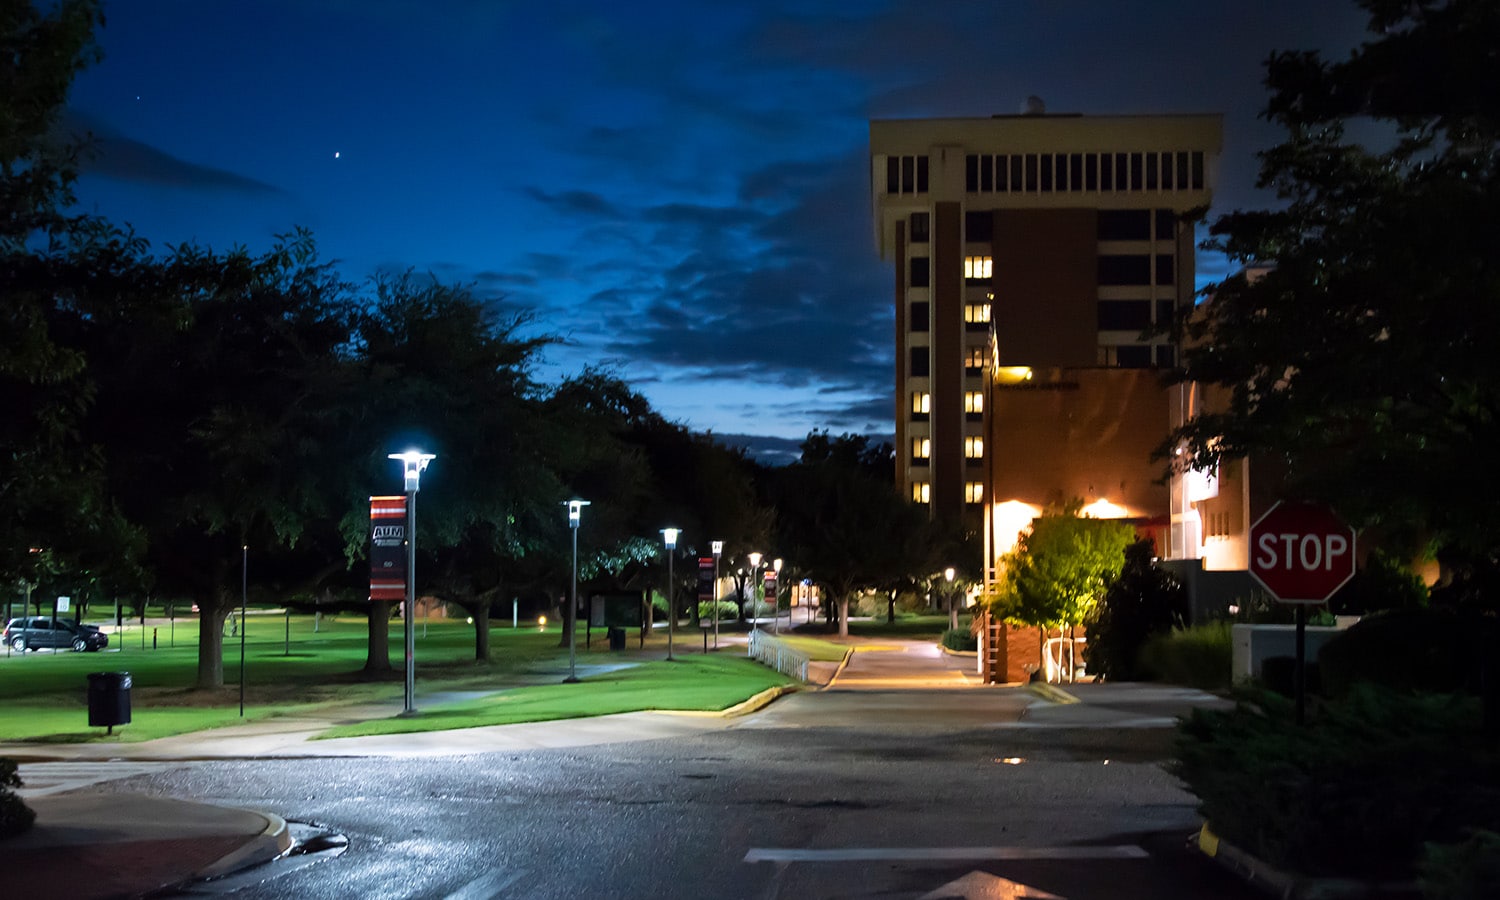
left=195, top=587, right=232, bottom=689
left=837, top=594, right=850, bottom=637
left=886, top=590, right=897, bottom=625
left=474, top=602, right=490, bottom=661
left=365, top=599, right=394, bottom=672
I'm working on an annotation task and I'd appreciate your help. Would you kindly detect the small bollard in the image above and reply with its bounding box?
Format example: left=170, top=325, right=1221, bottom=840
left=152, top=628, right=157, bottom=650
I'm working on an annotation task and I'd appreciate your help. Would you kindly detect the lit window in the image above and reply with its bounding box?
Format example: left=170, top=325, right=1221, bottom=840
left=912, top=482, right=931, bottom=503
left=912, top=438, right=930, bottom=460
left=964, top=256, right=993, bottom=280
left=965, top=436, right=983, bottom=458
left=911, top=392, right=931, bottom=414
left=964, top=304, right=991, bottom=324
left=965, top=346, right=985, bottom=372
left=965, top=482, right=984, bottom=503
left=965, top=391, right=984, bottom=413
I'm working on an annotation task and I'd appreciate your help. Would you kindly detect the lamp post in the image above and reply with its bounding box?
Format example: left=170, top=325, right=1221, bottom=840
left=747, top=552, right=762, bottom=632
left=710, top=541, right=723, bottom=650
left=944, top=567, right=957, bottom=631
left=661, top=528, right=679, bottom=661
left=772, top=558, right=784, bottom=634
left=564, top=499, right=590, bottom=683
left=389, top=450, right=435, bottom=716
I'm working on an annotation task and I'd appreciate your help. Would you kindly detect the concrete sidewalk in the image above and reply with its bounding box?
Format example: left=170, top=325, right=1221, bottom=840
left=6, top=793, right=291, bottom=900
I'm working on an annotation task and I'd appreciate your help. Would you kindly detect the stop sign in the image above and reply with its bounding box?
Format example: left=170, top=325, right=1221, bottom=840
left=1248, top=501, right=1356, bottom=603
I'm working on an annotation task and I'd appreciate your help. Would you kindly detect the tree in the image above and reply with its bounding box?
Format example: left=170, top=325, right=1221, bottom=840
left=347, top=273, right=559, bottom=665
left=987, top=503, right=1133, bottom=682
left=773, top=433, right=928, bottom=636
left=1168, top=0, right=1500, bottom=560
left=0, top=0, right=133, bottom=589
left=81, top=234, right=357, bottom=689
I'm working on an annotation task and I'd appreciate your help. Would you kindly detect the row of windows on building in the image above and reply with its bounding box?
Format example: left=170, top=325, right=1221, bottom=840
left=964, top=151, right=1205, bottom=194
left=909, top=209, right=1179, bottom=245
left=909, top=253, right=1173, bottom=288
left=907, top=301, right=994, bottom=333
left=909, top=298, right=1175, bottom=335
left=908, top=389, right=984, bottom=417
left=910, top=436, right=984, bottom=464
left=911, top=481, right=985, bottom=504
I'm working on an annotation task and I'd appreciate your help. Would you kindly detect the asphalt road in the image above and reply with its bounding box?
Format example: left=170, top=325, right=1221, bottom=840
left=61, top=678, right=1256, bottom=899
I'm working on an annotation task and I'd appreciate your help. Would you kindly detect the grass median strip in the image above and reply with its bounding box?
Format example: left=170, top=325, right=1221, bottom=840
left=319, top=655, right=791, bottom=738
left=770, top=635, right=850, bottom=662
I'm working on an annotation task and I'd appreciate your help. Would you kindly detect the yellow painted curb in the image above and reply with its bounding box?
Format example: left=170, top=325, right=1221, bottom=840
left=1026, top=682, right=1081, bottom=704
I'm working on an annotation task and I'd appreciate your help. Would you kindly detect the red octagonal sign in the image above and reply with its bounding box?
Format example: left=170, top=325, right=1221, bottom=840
left=1249, top=501, right=1357, bottom=603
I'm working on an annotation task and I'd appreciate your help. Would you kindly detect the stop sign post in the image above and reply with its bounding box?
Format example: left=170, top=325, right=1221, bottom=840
left=1248, top=502, right=1357, bottom=724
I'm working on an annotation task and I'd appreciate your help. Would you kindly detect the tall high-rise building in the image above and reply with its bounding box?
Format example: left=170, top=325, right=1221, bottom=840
left=870, top=112, right=1223, bottom=561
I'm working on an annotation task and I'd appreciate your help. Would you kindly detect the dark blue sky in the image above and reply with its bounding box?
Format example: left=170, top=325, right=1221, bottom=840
left=66, top=0, right=1367, bottom=459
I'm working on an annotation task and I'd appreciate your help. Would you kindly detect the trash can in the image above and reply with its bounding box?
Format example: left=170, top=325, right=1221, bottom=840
left=608, top=627, right=626, bottom=651
left=87, top=672, right=132, bottom=732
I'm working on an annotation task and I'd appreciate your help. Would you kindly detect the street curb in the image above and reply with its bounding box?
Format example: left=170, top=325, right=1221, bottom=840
left=820, top=648, right=855, bottom=688
left=1193, top=824, right=1421, bottom=899
left=1026, top=682, right=1080, bottom=704
left=196, top=810, right=294, bottom=879
left=936, top=644, right=978, bottom=658
left=719, top=684, right=799, bottom=717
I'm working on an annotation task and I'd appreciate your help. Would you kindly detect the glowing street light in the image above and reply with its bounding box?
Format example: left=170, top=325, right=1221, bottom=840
left=747, top=552, right=762, bottom=632
left=388, top=450, right=435, bottom=716
left=945, top=566, right=957, bottom=631
left=564, top=499, right=591, bottom=683
left=772, top=558, right=784, bottom=635
left=710, top=540, right=723, bottom=650
left=662, top=528, right=680, bottom=661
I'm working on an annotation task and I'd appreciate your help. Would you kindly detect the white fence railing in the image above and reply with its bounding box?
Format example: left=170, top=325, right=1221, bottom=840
left=748, top=631, right=809, bottom=682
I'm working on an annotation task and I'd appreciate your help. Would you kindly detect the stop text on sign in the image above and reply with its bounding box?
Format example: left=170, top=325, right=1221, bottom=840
left=1254, top=532, right=1350, bottom=573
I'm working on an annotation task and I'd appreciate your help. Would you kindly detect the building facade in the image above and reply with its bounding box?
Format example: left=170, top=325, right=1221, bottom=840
left=870, top=112, right=1224, bottom=587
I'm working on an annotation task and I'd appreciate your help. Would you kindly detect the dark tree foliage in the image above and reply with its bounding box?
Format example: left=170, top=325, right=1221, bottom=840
left=1085, top=539, right=1188, bottom=681
left=1167, top=0, right=1500, bottom=558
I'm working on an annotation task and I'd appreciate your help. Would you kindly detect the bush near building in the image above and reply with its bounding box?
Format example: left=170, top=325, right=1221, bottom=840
left=1173, top=686, right=1500, bottom=882
left=1136, top=621, right=1233, bottom=690
left=1085, top=540, right=1188, bottom=681
left=1318, top=608, right=1500, bottom=700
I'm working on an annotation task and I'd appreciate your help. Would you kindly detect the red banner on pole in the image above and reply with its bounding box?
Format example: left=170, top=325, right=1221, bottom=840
left=370, top=495, right=407, bottom=600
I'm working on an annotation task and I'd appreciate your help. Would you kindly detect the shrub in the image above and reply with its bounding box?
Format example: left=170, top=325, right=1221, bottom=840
left=1258, top=655, right=1319, bottom=698
left=939, top=628, right=976, bottom=652
left=1173, top=686, right=1500, bottom=880
left=696, top=600, right=739, bottom=622
left=1318, top=608, right=1499, bottom=700
left=743, top=598, right=775, bottom=619
left=1329, top=549, right=1428, bottom=616
left=1137, top=621, right=1232, bottom=690
left=1421, top=830, right=1500, bottom=900
left=0, top=759, right=34, bottom=839
left=1085, top=539, right=1187, bottom=681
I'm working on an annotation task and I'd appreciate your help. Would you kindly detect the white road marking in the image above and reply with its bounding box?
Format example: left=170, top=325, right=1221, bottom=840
left=744, top=845, right=1149, bottom=863
left=16, top=761, right=184, bottom=798
left=443, top=867, right=526, bottom=899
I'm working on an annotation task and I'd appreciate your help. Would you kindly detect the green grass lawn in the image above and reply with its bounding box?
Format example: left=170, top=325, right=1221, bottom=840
left=320, top=655, right=790, bottom=738
left=772, top=635, right=851, bottom=662
left=792, top=614, right=963, bottom=639
left=0, top=613, right=788, bottom=743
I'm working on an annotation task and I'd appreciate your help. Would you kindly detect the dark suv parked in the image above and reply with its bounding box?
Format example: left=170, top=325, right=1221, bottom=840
left=4, top=617, right=109, bottom=652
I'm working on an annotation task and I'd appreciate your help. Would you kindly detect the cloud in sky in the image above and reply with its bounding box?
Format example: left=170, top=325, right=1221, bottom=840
left=61, top=111, right=284, bottom=195
left=67, top=0, right=1372, bottom=456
